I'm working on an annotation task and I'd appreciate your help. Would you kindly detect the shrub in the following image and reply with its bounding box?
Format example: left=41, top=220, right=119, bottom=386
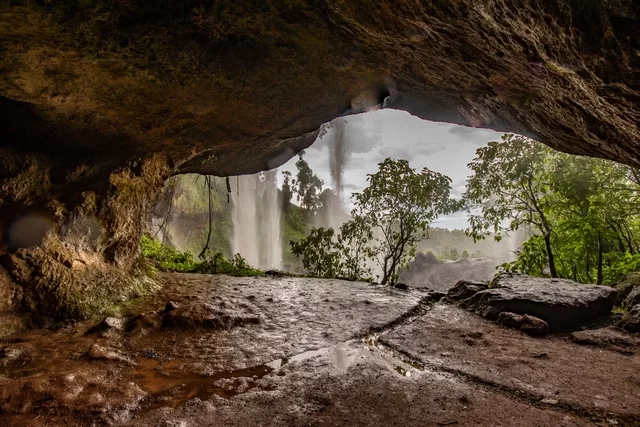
left=141, top=235, right=262, bottom=277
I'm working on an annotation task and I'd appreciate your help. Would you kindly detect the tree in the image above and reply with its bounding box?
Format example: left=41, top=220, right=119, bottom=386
left=281, top=170, right=294, bottom=211
left=353, top=158, right=460, bottom=285
left=295, top=152, right=323, bottom=212
left=465, top=134, right=558, bottom=277
left=461, top=250, right=469, bottom=259
left=290, top=158, right=459, bottom=285
left=468, top=133, right=640, bottom=285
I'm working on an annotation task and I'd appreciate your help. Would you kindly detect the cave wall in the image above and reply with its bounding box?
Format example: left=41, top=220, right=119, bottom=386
left=0, top=0, right=638, bottom=317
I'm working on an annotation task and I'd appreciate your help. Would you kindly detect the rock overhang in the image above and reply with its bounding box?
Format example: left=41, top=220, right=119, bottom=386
left=0, top=0, right=637, bottom=192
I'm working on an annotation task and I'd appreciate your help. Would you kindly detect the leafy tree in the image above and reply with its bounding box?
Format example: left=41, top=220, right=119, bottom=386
left=354, top=159, right=459, bottom=284
left=336, top=216, right=373, bottom=281
left=469, top=133, right=640, bottom=285
left=281, top=170, right=294, bottom=211
left=290, top=159, right=459, bottom=284
left=461, top=250, right=469, bottom=259
left=295, top=152, right=323, bottom=212
left=465, top=134, right=558, bottom=277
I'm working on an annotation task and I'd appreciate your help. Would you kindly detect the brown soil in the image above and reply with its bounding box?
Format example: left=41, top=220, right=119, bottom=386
left=0, top=273, right=638, bottom=426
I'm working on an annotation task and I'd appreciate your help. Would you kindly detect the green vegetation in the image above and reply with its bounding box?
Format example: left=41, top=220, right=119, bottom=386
left=291, top=158, right=459, bottom=285
left=465, top=134, right=640, bottom=285
left=141, top=235, right=262, bottom=276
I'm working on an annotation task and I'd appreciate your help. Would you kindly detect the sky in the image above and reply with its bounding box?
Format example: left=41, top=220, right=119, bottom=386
left=278, top=109, right=503, bottom=230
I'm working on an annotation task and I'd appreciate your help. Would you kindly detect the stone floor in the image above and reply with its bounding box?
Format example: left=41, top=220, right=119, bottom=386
left=0, top=273, right=638, bottom=426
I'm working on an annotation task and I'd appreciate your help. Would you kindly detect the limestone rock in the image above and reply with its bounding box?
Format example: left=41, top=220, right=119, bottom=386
left=619, top=305, right=640, bottom=333
left=497, top=312, right=549, bottom=337
left=446, top=281, right=488, bottom=303
left=461, top=274, right=616, bottom=331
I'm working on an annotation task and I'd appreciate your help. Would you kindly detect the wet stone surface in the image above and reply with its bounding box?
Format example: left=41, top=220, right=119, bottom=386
left=0, top=273, right=638, bottom=426
left=381, top=304, right=640, bottom=421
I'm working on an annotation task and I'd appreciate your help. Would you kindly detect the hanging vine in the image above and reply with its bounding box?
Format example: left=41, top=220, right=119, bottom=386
left=198, top=175, right=214, bottom=259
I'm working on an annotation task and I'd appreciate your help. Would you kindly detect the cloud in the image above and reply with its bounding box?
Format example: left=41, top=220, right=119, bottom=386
left=378, top=146, right=412, bottom=160
left=413, top=143, right=447, bottom=156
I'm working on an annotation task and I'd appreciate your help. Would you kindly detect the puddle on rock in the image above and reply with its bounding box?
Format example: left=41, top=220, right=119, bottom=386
left=135, top=342, right=351, bottom=411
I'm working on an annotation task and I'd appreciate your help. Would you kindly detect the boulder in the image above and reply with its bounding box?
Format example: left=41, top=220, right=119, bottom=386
left=570, top=327, right=639, bottom=355
left=614, top=273, right=640, bottom=308
left=461, top=274, right=617, bottom=332
left=497, top=312, right=549, bottom=337
left=619, top=305, right=640, bottom=333
left=446, top=281, right=488, bottom=303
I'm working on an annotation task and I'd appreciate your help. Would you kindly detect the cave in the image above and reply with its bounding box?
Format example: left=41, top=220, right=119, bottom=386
left=0, top=1, right=639, bottom=424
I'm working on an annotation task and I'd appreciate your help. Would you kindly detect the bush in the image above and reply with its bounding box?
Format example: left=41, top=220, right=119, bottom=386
left=141, top=235, right=262, bottom=276
left=195, top=251, right=263, bottom=276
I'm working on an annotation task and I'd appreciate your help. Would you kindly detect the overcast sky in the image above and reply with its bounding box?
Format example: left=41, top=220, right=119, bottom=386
left=279, top=109, right=503, bottom=230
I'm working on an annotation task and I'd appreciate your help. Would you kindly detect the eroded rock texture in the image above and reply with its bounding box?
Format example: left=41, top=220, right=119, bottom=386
left=0, top=0, right=638, bottom=317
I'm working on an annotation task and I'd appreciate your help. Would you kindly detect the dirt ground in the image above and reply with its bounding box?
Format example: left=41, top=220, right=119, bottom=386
left=0, top=273, right=638, bottom=426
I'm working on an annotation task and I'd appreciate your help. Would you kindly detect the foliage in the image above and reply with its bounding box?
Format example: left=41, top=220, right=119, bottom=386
left=499, top=235, right=548, bottom=277
left=353, top=158, right=460, bottom=284
left=291, top=158, right=459, bottom=285
left=336, top=216, right=373, bottom=281
left=290, top=227, right=342, bottom=278
left=295, top=152, right=323, bottom=212
left=281, top=170, right=294, bottom=210
left=465, top=134, right=557, bottom=276
left=468, top=133, right=640, bottom=285
left=195, top=251, right=263, bottom=276
left=141, top=234, right=196, bottom=272
left=141, top=235, right=262, bottom=276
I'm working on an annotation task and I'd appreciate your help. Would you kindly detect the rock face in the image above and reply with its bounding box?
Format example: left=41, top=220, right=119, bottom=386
left=0, top=1, right=638, bottom=317
left=457, top=273, right=617, bottom=331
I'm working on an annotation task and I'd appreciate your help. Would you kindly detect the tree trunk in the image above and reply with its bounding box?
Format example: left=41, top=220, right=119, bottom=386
left=544, top=232, right=558, bottom=278
left=597, top=232, right=604, bottom=285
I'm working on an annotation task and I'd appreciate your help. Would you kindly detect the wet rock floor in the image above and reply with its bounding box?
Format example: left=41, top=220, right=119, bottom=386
left=0, top=273, right=639, bottom=426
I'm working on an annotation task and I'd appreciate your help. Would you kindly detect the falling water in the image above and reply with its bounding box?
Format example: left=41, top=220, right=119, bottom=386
left=316, top=118, right=350, bottom=230
left=330, top=119, right=347, bottom=201
left=230, top=171, right=283, bottom=270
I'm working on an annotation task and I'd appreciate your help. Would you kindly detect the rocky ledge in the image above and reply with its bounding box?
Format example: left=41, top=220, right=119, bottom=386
left=448, top=273, right=617, bottom=333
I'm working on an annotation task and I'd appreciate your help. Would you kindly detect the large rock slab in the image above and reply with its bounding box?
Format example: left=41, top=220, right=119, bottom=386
left=460, top=273, right=616, bottom=331
left=381, top=304, right=640, bottom=420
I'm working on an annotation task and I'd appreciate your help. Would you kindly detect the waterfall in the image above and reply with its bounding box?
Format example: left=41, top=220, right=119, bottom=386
left=231, top=171, right=282, bottom=270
